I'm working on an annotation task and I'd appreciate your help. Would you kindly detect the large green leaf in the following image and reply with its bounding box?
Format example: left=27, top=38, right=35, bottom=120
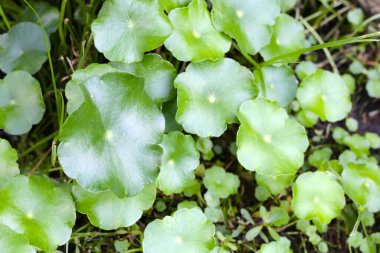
left=342, top=163, right=380, bottom=213
left=143, top=208, right=215, bottom=253
left=72, top=184, right=156, bottom=230
left=256, top=65, right=298, bottom=107
left=211, top=0, right=280, bottom=54
left=91, top=0, right=171, bottom=63
left=296, top=69, right=352, bottom=122
left=0, top=225, right=35, bottom=253
left=0, top=71, right=45, bottom=135
left=110, top=54, right=176, bottom=103
left=19, top=1, right=59, bottom=34
left=175, top=58, right=257, bottom=137
left=0, top=138, right=19, bottom=187
left=0, top=175, right=76, bottom=252
left=237, top=98, right=308, bottom=175
left=260, top=14, right=305, bottom=61
left=0, top=22, right=48, bottom=74
left=58, top=73, right=165, bottom=197
left=157, top=132, right=199, bottom=195
left=291, top=172, right=345, bottom=224
left=164, top=0, right=231, bottom=62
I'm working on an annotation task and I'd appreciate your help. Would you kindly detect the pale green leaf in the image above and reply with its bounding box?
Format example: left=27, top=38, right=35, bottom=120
left=204, top=166, right=240, bottom=199
left=0, top=138, right=19, bottom=187
left=0, top=225, right=35, bottom=253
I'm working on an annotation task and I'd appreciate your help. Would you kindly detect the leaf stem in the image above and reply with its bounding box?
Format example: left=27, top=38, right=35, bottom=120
left=77, top=33, right=94, bottom=69
left=300, top=17, right=339, bottom=74
left=0, top=3, right=10, bottom=30
left=59, top=0, right=67, bottom=48
left=19, top=131, right=58, bottom=158
left=23, top=0, right=63, bottom=129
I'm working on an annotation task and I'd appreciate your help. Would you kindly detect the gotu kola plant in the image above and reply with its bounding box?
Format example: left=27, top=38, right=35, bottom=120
left=0, top=0, right=379, bottom=252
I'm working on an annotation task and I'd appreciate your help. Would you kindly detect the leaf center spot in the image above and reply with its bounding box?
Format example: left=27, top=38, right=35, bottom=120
left=313, top=196, right=320, bottom=203
left=105, top=130, right=114, bottom=140
left=26, top=212, right=33, bottom=219
left=364, top=181, right=371, bottom=188
left=236, top=10, right=244, bottom=18
left=193, top=31, right=201, bottom=39
left=263, top=135, right=272, bottom=143
left=175, top=236, right=183, bottom=244
left=168, top=159, right=175, bottom=166
left=321, top=95, right=327, bottom=101
left=208, top=95, right=216, bottom=104
left=128, top=20, right=135, bottom=28
left=10, top=100, right=16, bottom=105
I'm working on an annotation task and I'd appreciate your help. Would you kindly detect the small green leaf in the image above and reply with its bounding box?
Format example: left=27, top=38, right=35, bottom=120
left=72, top=184, right=156, bottom=230
left=175, top=58, right=257, bottom=137
left=296, top=69, right=352, bottom=122
left=246, top=226, right=263, bottom=241
left=342, top=163, right=380, bottom=213
left=260, top=14, right=305, bottom=61
left=20, top=1, right=59, bottom=34
left=164, top=0, right=231, bottom=62
left=157, top=132, right=200, bottom=195
left=291, top=171, right=345, bottom=224
left=365, top=132, right=380, bottom=149
left=347, top=8, right=364, bottom=27
left=268, top=207, right=290, bottom=226
left=342, top=74, right=356, bottom=95
left=308, top=147, right=333, bottom=168
left=0, top=71, right=45, bottom=135
left=237, top=98, right=308, bottom=175
left=256, top=65, right=298, bottom=107
left=0, top=224, right=36, bottom=253
left=256, top=173, right=295, bottom=196
left=58, top=73, right=165, bottom=197
left=257, top=237, right=292, bottom=253
left=91, top=0, right=171, bottom=63
left=0, top=22, right=48, bottom=74
left=0, top=138, right=19, bottom=187
left=211, top=0, right=280, bottom=54
left=205, top=206, right=224, bottom=223
left=345, top=117, right=359, bottom=132
left=143, top=208, right=215, bottom=253
left=295, top=61, right=318, bottom=81
left=295, top=109, right=319, bottom=128
left=0, top=175, right=76, bottom=252
left=366, top=66, right=380, bottom=98
left=159, top=0, right=191, bottom=12
left=204, top=166, right=240, bottom=199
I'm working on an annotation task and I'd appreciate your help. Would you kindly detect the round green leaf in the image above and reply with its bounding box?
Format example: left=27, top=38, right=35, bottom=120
left=0, top=71, right=45, bottom=135
left=110, top=54, right=176, bottom=103
left=72, top=184, right=156, bottom=230
left=237, top=98, right=308, bottom=175
left=0, top=175, right=76, bottom=252
left=295, top=109, right=319, bottom=128
left=366, top=67, right=380, bottom=98
left=175, top=58, right=257, bottom=137
left=256, top=65, right=297, bottom=107
left=160, top=0, right=191, bottom=11
left=308, top=147, right=333, bottom=168
left=19, top=1, right=59, bottom=34
left=291, top=171, right=346, bottom=224
left=204, top=166, right=240, bottom=199
left=164, top=0, right=231, bottom=62
left=342, top=163, right=380, bottom=213
left=58, top=73, right=165, bottom=197
left=143, top=208, right=215, bottom=253
left=296, top=69, right=352, bottom=122
left=256, top=173, right=295, bottom=196
left=257, top=238, right=292, bottom=253
left=157, top=132, right=200, bottom=195
left=211, top=0, right=280, bottom=54
left=0, top=225, right=35, bottom=253
left=260, top=14, right=305, bottom=61
left=296, top=61, right=318, bottom=81
left=0, top=22, right=48, bottom=74
left=0, top=138, right=19, bottom=187
left=91, top=0, right=171, bottom=63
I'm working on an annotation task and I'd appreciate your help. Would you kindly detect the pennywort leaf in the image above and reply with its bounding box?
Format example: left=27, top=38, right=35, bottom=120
left=0, top=138, right=19, bottom=187
left=175, top=58, right=257, bottom=137
left=91, top=0, right=171, bottom=63
left=0, top=71, right=45, bottom=135
left=237, top=98, right=309, bottom=175
left=157, top=131, right=200, bottom=195
left=143, top=208, right=215, bottom=253
left=164, top=0, right=231, bottom=62
left=58, top=73, right=165, bottom=197
left=204, top=166, right=240, bottom=199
